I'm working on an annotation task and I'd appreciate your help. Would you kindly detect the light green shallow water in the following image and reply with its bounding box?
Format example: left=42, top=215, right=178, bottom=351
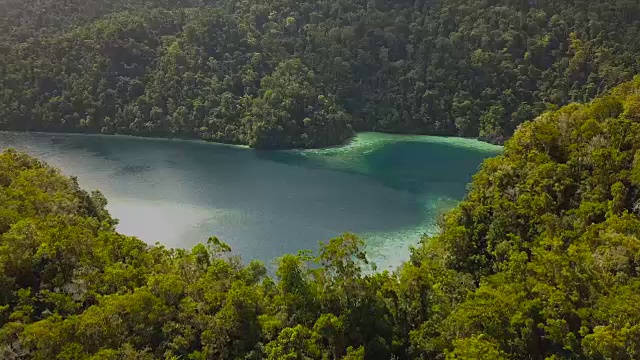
left=0, top=131, right=501, bottom=271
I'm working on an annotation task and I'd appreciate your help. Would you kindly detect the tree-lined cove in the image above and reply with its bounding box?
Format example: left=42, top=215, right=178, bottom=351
left=0, top=131, right=500, bottom=269
left=4, top=0, right=640, bottom=357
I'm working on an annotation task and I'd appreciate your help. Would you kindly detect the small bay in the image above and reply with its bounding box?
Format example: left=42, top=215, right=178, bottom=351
left=0, top=131, right=501, bottom=270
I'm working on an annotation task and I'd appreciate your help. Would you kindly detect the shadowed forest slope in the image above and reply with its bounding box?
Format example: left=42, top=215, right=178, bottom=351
left=1, top=0, right=640, bottom=148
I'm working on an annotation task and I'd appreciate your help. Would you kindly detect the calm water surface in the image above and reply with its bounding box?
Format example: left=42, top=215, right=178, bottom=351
left=0, top=131, right=501, bottom=270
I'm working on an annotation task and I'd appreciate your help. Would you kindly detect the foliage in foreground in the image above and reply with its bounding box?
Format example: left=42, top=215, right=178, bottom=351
left=3, top=77, right=640, bottom=358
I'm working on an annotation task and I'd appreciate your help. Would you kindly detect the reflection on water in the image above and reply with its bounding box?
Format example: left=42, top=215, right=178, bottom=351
left=0, top=131, right=501, bottom=271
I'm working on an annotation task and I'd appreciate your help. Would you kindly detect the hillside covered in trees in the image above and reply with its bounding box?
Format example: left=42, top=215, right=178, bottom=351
left=1, top=0, right=640, bottom=148
left=3, top=77, right=640, bottom=358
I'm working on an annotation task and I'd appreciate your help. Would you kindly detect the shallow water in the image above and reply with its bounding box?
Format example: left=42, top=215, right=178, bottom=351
left=0, top=131, right=501, bottom=270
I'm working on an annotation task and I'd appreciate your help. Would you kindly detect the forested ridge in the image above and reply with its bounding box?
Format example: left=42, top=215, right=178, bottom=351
left=3, top=77, right=640, bottom=358
left=1, top=0, right=640, bottom=148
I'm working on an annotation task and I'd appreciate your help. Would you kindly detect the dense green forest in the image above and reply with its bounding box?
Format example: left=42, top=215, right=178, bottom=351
left=2, top=77, right=640, bottom=358
left=1, top=0, right=640, bottom=148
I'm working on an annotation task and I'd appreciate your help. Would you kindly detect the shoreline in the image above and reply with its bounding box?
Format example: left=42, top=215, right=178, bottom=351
left=0, top=130, right=252, bottom=150
left=0, top=129, right=502, bottom=153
